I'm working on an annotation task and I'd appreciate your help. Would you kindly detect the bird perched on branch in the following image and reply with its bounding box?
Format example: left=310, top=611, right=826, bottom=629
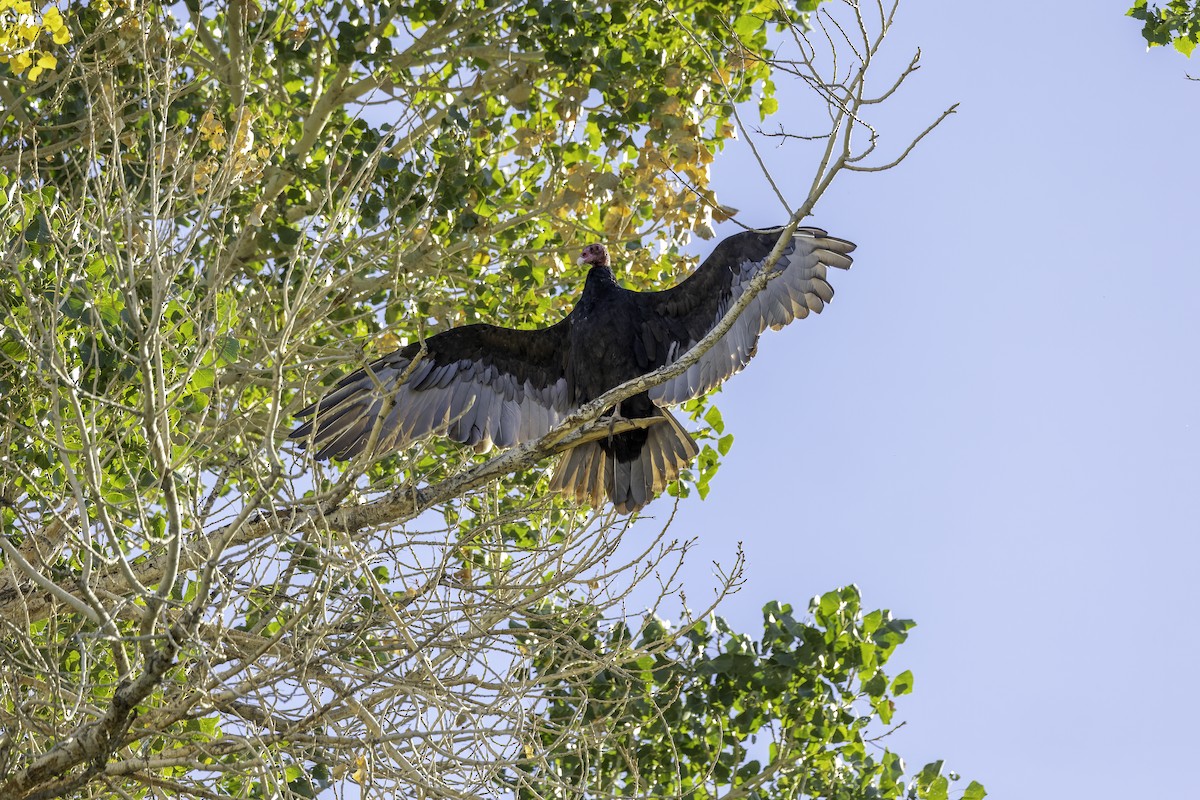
left=290, top=226, right=855, bottom=513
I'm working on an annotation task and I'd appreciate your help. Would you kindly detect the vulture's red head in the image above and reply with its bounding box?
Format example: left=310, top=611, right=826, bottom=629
left=578, top=243, right=609, bottom=268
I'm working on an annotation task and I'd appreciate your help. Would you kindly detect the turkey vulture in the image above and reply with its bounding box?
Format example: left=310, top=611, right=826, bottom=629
left=290, top=226, right=855, bottom=512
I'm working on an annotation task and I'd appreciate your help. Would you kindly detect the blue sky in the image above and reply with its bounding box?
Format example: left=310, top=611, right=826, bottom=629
left=643, top=2, right=1199, bottom=797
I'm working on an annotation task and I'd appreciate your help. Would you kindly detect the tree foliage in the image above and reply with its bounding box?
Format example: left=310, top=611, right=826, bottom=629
left=514, top=586, right=986, bottom=800
left=1129, top=0, right=1200, bottom=57
left=0, top=0, right=973, bottom=798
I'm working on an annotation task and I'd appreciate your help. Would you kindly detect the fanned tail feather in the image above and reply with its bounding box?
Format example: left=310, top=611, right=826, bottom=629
left=550, top=410, right=699, bottom=513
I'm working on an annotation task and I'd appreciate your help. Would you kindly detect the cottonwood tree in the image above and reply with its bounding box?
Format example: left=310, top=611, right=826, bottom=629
left=0, top=0, right=975, bottom=798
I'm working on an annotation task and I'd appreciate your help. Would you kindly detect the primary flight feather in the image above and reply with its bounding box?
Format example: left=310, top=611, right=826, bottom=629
left=290, top=226, right=856, bottom=513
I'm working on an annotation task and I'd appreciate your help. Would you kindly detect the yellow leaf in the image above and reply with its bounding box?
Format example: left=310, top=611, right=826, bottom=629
left=11, top=52, right=31, bottom=73
left=37, top=53, right=57, bottom=69
left=14, top=0, right=32, bottom=13
left=602, top=206, right=630, bottom=236
left=43, top=6, right=63, bottom=28
left=505, top=82, right=533, bottom=107
left=53, top=27, right=70, bottom=44
left=351, top=754, right=368, bottom=783
left=712, top=204, right=739, bottom=223
left=27, top=65, right=43, bottom=81
left=289, top=17, right=311, bottom=44
left=377, top=331, right=402, bottom=351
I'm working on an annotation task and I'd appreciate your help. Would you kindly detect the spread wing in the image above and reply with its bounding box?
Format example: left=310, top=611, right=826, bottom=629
left=636, top=227, right=855, bottom=406
left=289, top=318, right=573, bottom=460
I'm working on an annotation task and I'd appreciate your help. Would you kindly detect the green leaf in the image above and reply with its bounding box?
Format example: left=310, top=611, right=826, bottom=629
left=876, top=696, right=894, bottom=725
left=191, top=368, right=216, bottom=390
left=23, top=212, right=51, bottom=244
left=817, top=590, right=841, bottom=617
left=962, top=781, right=988, bottom=800
left=892, top=669, right=914, bottom=696
left=734, top=14, right=761, bottom=39
left=207, top=335, right=241, bottom=367
left=703, top=404, right=724, bottom=433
